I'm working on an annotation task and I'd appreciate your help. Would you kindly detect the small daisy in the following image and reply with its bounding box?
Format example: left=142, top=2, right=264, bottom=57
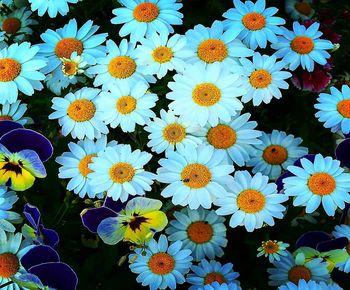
left=278, top=280, right=342, bottom=290
left=195, top=113, right=262, bottom=166
left=0, top=42, right=46, bottom=104
left=257, top=240, right=290, bottom=263
left=315, top=85, right=350, bottom=134
left=60, top=51, right=87, bottom=79
left=144, top=109, right=202, bottom=154
left=111, top=0, right=183, bottom=43
left=184, top=20, right=253, bottom=68
left=28, top=0, right=79, bottom=18
left=89, top=145, right=155, bottom=202
left=187, top=259, right=240, bottom=290
left=87, top=39, right=155, bottom=90
left=135, top=32, right=189, bottom=79
left=44, top=69, right=74, bottom=96
left=199, top=282, right=242, bottom=290
left=285, top=0, right=315, bottom=21
left=268, top=251, right=330, bottom=286
left=247, top=130, right=308, bottom=180
left=272, top=21, right=334, bottom=72
left=283, top=154, right=350, bottom=216
left=49, top=87, right=109, bottom=140
left=223, top=0, right=286, bottom=49
left=0, top=7, right=37, bottom=42
left=95, top=82, right=158, bottom=133
left=129, top=234, right=192, bottom=290
left=167, top=63, right=245, bottom=127
left=157, top=144, right=235, bottom=210
left=0, top=100, right=30, bottom=125
left=332, top=224, right=350, bottom=273
left=216, top=171, right=288, bottom=232
left=166, top=207, right=227, bottom=261
left=237, top=52, right=292, bottom=106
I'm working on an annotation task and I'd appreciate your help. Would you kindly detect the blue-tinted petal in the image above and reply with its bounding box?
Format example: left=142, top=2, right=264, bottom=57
left=39, top=225, right=60, bottom=248
left=294, top=154, right=316, bottom=167
left=103, top=196, right=125, bottom=213
left=23, top=203, right=41, bottom=228
left=12, top=273, right=44, bottom=289
left=276, top=171, right=293, bottom=192
left=296, top=231, right=331, bottom=249
left=336, top=139, right=350, bottom=168
left=21, top=245, right=60, bottom=270
left=17, top=149, right=46, bottom=177
left=317, top=237, right=349, bottom=252
left=81, top=207, right=118, bottom=233
left=0, top=120, right=23, bottom=138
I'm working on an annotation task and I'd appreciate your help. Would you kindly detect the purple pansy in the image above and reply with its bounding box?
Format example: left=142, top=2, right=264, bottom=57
left=296, top=231, right=348, bottom=251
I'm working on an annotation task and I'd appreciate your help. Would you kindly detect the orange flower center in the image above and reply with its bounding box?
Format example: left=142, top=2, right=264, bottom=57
left=116, top=95, right=137, bottom=115
left=337, top=100, right=350, bottom=118
left=108, top=56, right=136, bottom=79
left=307, top=172, right=336, bottom=196
left=78, top=154, right=96, bottom=177
left=148, top=252, right=175, bottom=275
left=2, top=17, right=21, bottom=34
left=295, top=2, right=312, bottom=16
left=197, top=39, right=228, bottom=63
left=67, top=99, right=96, bottom=122
left=237, top=189, right=266, bottom=213
left=262, top=240, right=279, bottom=254
left=55, top=38, right=83, bottom=59
left=162, top=123, right=186, bottom=144
left=187, top=221, right=213, bottom=244
left=152, top=46, right=173, bottom=63
left=0, top=58, right=21, bottom=82
left=288, top=265, right=311, bottom=284
left=133, top=3, right=160, bottom=22
left=181, top=163, right=212, bottom=189
left=109, top=162, right=135, bottom=183
left=204, top=272, right=226, bottom=285
left=62, top=60, right=78, bottom=76
left=242, top=12, right=266, bottom=31
left=207, top=124, right=236, bottom=149
left=192, top=83, right=221, bottom=107
left=291, top=36, right=314, bottom=54
left=262, top=145, right=288, bottom=165
left=0, top=116, right=13, bottom=121
left=249, top=69, right=272, bottom=88
left=0, top=253, right=20, bottom=278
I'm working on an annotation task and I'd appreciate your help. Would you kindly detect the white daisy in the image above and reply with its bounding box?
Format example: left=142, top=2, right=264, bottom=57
left=279, top=280, right=342, bottom=290
left=0, top=100, right=30, bottom=125
left=28, top=0, right=79, bottom=18
left=257, top=240, right=290, bottom=263
left=285, top=0, right=315, bottom=21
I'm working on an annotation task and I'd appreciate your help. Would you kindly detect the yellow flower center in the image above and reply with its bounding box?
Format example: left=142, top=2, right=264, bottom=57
left=55, top=38, right=83, bottom=59
left=148, top=252, right=175, bottom=275
left=295, top=2, right=312, bottom=16
left=197, top=39, right=228, bottom=63
left=2, top=17, right=21, bottom=34
left=133, top=3, right=159, bottom=22
left=288, top=265, right=312, bottom=284
left=337, top=100, right=350, bottom=118
left=249, top=69, right=272, bottom=88
left=187, top=221, right=213, bottom=244
left=108, top=56, right=136, bottom=79
left=0, top=116, right=12, bottom=121
left=262, top=145, right=288, bottom=165
left=192, top=83, right=221, bottom=107
left=237, top=189, right=266, bottom=213
left=262, top=240, right=279, bottom=254
left=204, top=272, right=226, bottom=285
left=242, top=12, right=266, bottom=31
left=109, top=162, right=135, bottom=183
left=152, top=46, right=173, bottom=63
left=291, top=36, right=314, bottom=54
left=162, top=123, right=186, bottom=144
left=207, top=124, right=236, bottom=149
left=67, top=99, right=96, bottom=122
left=0, top=253, right=20, bottom=278
left=62, top=60, right=79, bottom=77
left=78, top=154, right=96, bottom=177
left=307, top=172, right=336, bottom=196
left=181, top=163, right=212, bottom=189
left=0, top=58, right=21, bottom=82
left=116, top=95, right=137, bottom=115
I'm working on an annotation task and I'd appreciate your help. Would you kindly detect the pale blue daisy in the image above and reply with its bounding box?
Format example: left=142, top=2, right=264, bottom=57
left=198, top=282, right=242, bottom=290
left=279, top=280, right=342, bottom=290
left=285, top=0, right=315, bottom=21
left=332, top=224, right=350, bottom=273
left=0, top=100, right=30, bottom=125
left=28, top=0, right=79, bottom=18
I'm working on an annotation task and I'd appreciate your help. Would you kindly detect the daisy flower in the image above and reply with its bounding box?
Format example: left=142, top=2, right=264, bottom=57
left=285, top=0, right=315, bottom=21
left=144, top=109, right=202, bottom=154
left=95, top=82, right=158, bottom=133
left=28, top=0, right=79, bottom=18
left=60, top=51, right=88, bottom=79
left=157, top=144, right=235, bottom=210
left=223, top=0, right=285, bottom=50
left=0, top=42, right=46, bottom=104
left=49, top=87, right=108, bottom=140
left=184, top=20, right=253, bottom=68
left=167, top=63, right=245, bottom=127
left=216, top=171, right=288, bottom=232
left=111, top=0, right=183, bottom=43
left=135, top=32, right=189, bottom=79
left=257, top=240, right=290, bottom=263
left=315, top=85, right=350, bottom=134
left=166, top=207, right=227, bottom=261
left=195, top=113, right=262, bottom=166
left=283, top=154, right=350, bottom=216
left=187, top=259, right=240, bottom=290
left=237, top=52, right=292, bottom=106
left=247, top=130, right=308, bottom=180
left=87, top=39, right=155, bottom=90
left=271, top=21, right=334, bottom=72
left=129, top=234, right=192, bottom=290
left=0, top=100, right=30, bottom=125
left=332, top=224, right=350, bottom=273
left=198, top=282, right=242, bottom=290
left=268, top=251, right=330, bottom=286
left=89, top=145, right=155, bottom=202
left=278, top=280, right=342, bottom=290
